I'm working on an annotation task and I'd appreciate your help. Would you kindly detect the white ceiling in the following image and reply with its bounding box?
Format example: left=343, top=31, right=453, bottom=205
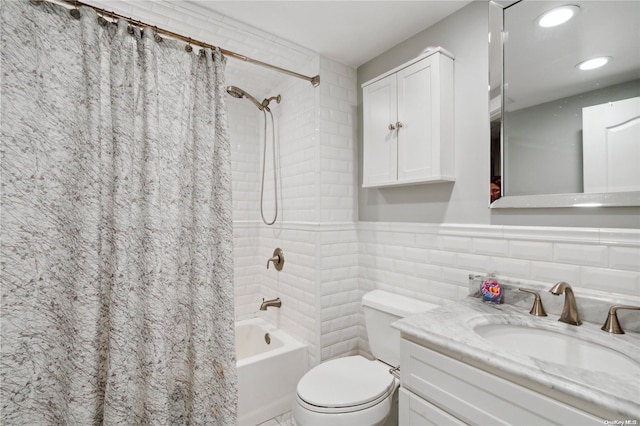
left=190, top=1, right=471, bottom=68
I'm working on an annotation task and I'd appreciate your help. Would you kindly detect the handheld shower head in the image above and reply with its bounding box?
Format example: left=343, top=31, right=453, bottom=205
left=226, top=86, right=244, bottom=99
left=226, top=86, right=264, bottom=111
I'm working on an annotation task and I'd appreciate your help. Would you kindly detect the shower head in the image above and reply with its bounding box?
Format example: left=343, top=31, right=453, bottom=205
left=226, top=86, right=264, bottom=111
left=226, top=86, right=243, bottom=99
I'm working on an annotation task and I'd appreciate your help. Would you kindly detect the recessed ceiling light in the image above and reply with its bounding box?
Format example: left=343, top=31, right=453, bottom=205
left=577, top=57, right=611, bottom=71
left=538, top=5, right=580, bottom=28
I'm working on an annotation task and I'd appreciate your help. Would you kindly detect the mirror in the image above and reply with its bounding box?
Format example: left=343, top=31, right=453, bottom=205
left=489, top=0, right=640, bottom=208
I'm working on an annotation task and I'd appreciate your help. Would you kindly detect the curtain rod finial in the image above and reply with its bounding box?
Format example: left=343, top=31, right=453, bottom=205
left=311, top=75, right=320, bottom=88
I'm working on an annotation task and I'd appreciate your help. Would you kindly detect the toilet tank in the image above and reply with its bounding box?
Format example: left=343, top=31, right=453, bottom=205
left=362, top=290, right=439, bottom=367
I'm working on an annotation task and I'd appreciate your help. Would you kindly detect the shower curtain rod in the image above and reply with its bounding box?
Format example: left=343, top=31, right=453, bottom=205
left=48, top=0, right=321, bottom=88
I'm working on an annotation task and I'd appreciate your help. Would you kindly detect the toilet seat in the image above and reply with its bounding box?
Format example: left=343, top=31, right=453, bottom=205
left=296, top=356, right=396, bottom=414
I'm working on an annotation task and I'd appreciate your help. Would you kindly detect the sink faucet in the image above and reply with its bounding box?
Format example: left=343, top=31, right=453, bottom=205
left=260, top=297, right=282, bottom=311
left=549, top=282, right=582, bottom=326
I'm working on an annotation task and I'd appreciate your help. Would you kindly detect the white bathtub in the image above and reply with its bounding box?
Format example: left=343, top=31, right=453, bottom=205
left=236, top=317, right=308, bottom=426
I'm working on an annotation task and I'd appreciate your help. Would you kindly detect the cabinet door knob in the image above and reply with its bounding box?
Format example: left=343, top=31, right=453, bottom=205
left=388, top=123, right=396, bottom=131
left=396, top=121, right=403, bottom=128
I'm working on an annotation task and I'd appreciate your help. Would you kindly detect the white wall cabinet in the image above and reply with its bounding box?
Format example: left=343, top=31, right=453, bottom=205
left=362, top=48, right=455, bottom=188
left=400, top=339, right=605, bottom=426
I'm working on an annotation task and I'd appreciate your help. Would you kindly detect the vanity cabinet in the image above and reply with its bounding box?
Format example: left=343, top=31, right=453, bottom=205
left=362, top=48, right=454, bottom=188
left=399, top=339, right=603, bottom=426
left=399, top=388, right=464, bottom=426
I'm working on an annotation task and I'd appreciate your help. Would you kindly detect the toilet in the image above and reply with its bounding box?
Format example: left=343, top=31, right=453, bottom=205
left=293, top=290, right=439, bottom=426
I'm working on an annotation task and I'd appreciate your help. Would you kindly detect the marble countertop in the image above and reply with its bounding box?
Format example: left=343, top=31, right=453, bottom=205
left=394, top=298, right=640, bottom=420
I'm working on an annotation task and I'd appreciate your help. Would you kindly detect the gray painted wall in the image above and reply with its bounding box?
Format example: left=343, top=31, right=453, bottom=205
left=357, top=1, right=640, bottom=228
left=505, top=80, right=640, bottom=196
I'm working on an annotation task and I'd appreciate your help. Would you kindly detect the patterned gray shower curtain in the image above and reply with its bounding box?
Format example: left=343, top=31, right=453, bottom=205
left=0, top=1, right=236, bottom=424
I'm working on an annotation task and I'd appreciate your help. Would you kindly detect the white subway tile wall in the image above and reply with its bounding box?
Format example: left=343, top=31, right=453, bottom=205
left=610, top=246, right=640, bottom=271
left=230, top=53, right=358, bottom=367
left=359, top=223, right=640, bottom=314
left=273, top=75, right=320, bottom=223
left=319, top=58, right=357, bottom=224
left=319, top=228, right=359, bottom=361
left=228, top=101, right=262, bottom=221
left=258, top=226, right=319, bottom=365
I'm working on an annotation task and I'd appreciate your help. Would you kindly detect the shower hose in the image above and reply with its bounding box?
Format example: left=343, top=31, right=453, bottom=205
left=260, top=109, right=277, bottom=225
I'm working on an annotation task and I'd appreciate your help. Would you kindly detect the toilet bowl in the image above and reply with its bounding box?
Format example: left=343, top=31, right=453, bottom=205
left=293, top=356, right=397, bottom=426
left=293, top=290, right=438, bottom=426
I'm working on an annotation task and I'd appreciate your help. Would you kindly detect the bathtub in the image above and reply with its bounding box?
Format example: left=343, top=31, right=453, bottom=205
left=236, top=317, right=308, bottom=426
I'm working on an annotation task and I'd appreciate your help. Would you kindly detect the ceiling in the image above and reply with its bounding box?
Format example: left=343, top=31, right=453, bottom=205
left=189, top=1, right=471, bottom=68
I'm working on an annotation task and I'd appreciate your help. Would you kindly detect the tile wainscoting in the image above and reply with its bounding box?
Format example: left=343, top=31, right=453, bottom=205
left=235, top=221, right=640, bottom=367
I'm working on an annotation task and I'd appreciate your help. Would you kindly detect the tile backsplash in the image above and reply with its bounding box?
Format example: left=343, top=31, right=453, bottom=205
left=360, top=222, right=639, bottom=300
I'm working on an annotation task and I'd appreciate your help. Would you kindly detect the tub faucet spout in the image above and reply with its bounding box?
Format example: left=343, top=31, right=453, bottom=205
left=260, top=297, right=282, bottom=311
left=549, top=281, right=582, bottom=326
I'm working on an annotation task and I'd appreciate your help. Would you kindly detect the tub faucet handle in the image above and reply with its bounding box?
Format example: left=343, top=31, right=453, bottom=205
left=266, top=248, right=284, bottom=271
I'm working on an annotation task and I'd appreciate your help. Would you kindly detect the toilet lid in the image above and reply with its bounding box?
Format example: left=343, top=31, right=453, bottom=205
left=297, top=356, right=395, bottom=409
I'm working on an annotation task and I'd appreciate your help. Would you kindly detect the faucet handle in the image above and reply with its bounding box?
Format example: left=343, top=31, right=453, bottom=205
left=266, top=248, right=284, bottom=271
left=518, top=288, right=547, bottom=317
left=601, top=305, right=640, bottom=334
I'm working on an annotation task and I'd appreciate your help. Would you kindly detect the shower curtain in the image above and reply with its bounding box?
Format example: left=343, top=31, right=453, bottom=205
left=1, top=1, right=236, bottom=424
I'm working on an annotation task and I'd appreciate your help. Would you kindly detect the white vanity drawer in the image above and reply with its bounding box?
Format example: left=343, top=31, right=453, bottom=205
left=399, top=388, right=465, bottom=426
left=401, top=339, right=603, bottom=426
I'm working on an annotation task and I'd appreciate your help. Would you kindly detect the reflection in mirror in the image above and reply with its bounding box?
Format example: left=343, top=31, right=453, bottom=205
left=489, top=0, right=640, bottom=208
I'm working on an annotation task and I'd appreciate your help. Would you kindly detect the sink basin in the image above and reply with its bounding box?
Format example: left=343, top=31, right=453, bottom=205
left=474, top=324, right=639, bottom=376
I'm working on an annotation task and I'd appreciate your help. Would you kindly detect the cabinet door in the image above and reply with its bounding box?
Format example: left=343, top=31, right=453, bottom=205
left=401, top=339, right=606, bottom=425
left=396, top=56, right=436, bottom=183
left=399, top=388, right=465, bottom=426
left=362, top=74, right=397, bottom=187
